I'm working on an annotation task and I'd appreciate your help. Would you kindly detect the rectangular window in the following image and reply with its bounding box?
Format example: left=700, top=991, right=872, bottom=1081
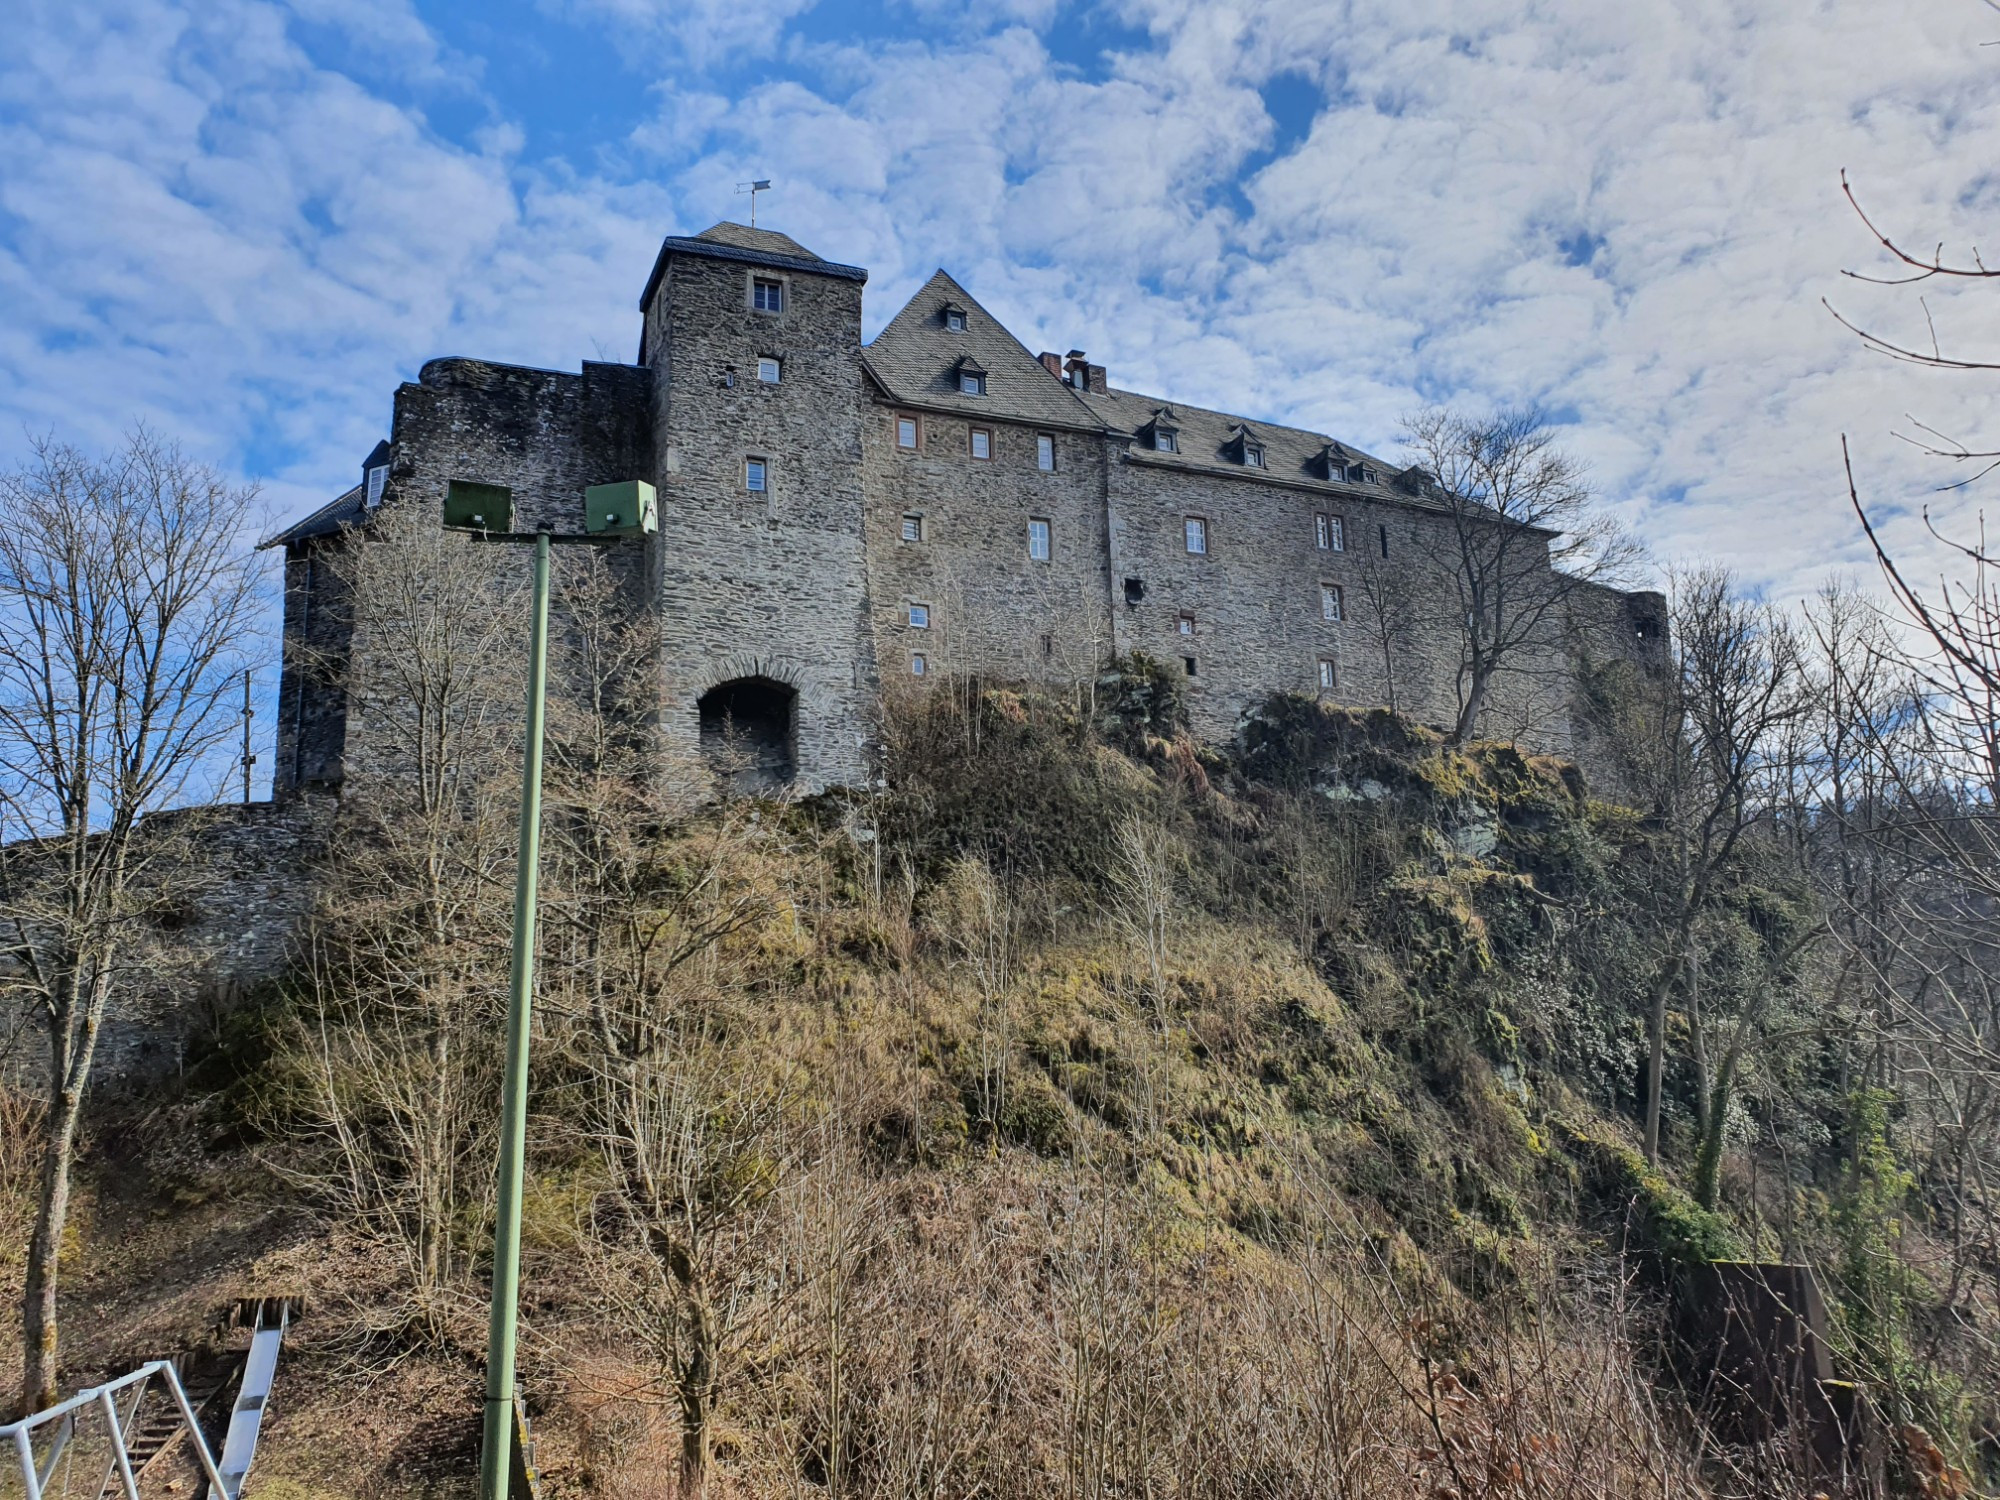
left=912, top=653, right=927, bottom=676
left=1321, top=584, right=1343, bottom=622
left=753, top=278, right=784, bottom=312
left=1378, top=523, right=1389, bottom=559
left=1183, top=656, right=1197, bottom=676
left=946, top=310, right=966, bottom=331
left=365, top=465, right=387, bottom=507
left=970, top=427, right=992, bottom=460
left=900, top=513, right=923, bottom=543
left=1316, top=513, right=1345, bottom=552
left=1245, top=447, right=1263, bottom=468
left=1318, top=658, right=1337, bottom=691
left=745, top=457, right=768, bottom=492
left=1177, top=612, right=1195, bottom=636
left=1036, top=433, right=1055, bottom=470
left=896, top=414, right=919, bottom=450
left=1028, top=518, right=1051, bottom=561
left=756, top=356, right=781, bottom=383
left=960, top=372, right=985, bottom=396
left=908, top=601, right=931, bottom=629
left=1154, top=430, right=1176, bottom=453
left=1184, top=516, right=1208, bottom=555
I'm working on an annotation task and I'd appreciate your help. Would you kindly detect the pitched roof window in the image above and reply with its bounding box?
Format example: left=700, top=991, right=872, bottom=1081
left=1142, top=410, right=1179, bottom=453
left=955, top=358, right=987, bottom=396
left=942, top=302, right=968, bottom=332
left=1226, top=424, right=1264, bottom=468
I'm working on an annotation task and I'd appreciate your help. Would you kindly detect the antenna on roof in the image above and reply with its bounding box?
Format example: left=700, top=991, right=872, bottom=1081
left=736, top=178, right=773, bottom=228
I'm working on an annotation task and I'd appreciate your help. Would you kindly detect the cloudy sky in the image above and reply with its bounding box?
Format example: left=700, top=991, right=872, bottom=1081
left=4, top=0, right=1998, bottom=606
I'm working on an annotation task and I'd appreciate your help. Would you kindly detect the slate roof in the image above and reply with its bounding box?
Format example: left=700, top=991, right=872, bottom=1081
left=260, top=483, right=367, bottom=550
left=861, top=270, right=1106, bottom=432
left=1076, top=384, right=1435, bottom=508
left=639, top=221, right=868, bottom=310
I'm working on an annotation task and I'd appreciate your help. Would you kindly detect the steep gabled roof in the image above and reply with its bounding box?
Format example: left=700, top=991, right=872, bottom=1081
left=260, top=483, right=367, bottom=550
left=1077, top=384, right=1422, bottom=504
left=862, top=270, right=1105, bottom=432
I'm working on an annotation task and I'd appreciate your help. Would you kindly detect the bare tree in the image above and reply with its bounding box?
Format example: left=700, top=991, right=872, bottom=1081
left=1401, top=407, right=1640, bottom=743
left=1628, top=568, right=1809, bottom=1165
left=1350, top=540, right=1419, bottom=716
left=0, top=432, right=262, bottom=1413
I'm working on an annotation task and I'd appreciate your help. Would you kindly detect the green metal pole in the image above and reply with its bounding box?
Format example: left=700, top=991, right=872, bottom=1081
left=480, top=530, right=551, bottom=1500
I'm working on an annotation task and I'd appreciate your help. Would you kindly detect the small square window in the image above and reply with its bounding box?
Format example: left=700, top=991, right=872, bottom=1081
left=1318, top=658, right=1337, bottom=692
left=1321, top=584, right=1344, bottom=622
left=1177, top=612, right=1195, bottom=636
left=756, top=356, right=781, bottom=383
left=901, top=513, right=923, bottom=543
left=1245, top=447, right=1263, bottom=468
left=946, top=311, right=966, bottom=332
left=896, top=414, right=919, bottom=450
left=970, top=427, right=992, bottom=460
left=745, top=457, right=768, bottom=492
left=912, top=653, right=927, bottom=676
left=1036, top=433, right=1055, bottom=471
left=1154, top=430, right=1177, bottom=453
left=1028, top=518, right=1051, bottom=561
left=959, top=372, right=985, bottom=396
left=1184, top=516, right=1208, bottom=555
left=753, top=278, right=784, bottom=312
left=908, top=602, right=931, bottom=629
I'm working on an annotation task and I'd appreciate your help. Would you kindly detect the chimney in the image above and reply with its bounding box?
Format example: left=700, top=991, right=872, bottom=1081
left=1086, top=363, right=1107, bottom=394
left=1062, top=350, right=1107, bottom=394
left=1039, top=351, right=1063, bottom=378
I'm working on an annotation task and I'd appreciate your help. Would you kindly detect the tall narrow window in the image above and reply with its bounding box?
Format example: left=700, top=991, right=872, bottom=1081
left=1318, top=658, right=1337, bottom=691
left=970, top=427, right=992, bottom=460
left=745, top=457, right=768, bottom=492
left=1036, top=433, right=1055, bottom=470
left=753, top=277, right=784, bottom=312
left=912, top=653, right=927, bottom=676
left=900, top=513, right=923, bottom=543
left=896, top=414, right=919, bottom=451
left=1378, top=523, right=1390, bottom=559
left=1321, top=584, right=1344, bottom=622
left=1184, top=516, right=1208, bottom=555
left=908, top=602, right=931, bottom=629
left=365, top=465, right=388, bottom=507
left=1028, top=518, right=1051, bottom=561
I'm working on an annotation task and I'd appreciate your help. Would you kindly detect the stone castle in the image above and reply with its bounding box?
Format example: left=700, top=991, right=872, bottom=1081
left=267, top=221, right=1667, bottom=798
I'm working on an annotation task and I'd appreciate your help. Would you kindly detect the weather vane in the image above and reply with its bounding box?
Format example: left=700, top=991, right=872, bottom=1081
left=736, top=178, right=772, bottom=228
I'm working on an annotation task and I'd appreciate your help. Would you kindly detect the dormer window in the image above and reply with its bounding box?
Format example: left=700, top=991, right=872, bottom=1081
left=1140, top=410, right=1179, bottom=454
left=1154, top=430, right=1177, bottom=452
left=942, top=302, right=968, bottom=332
left=954, top=356, right=987, bottom=397
left=1224, top=425, right=1264, bottom=469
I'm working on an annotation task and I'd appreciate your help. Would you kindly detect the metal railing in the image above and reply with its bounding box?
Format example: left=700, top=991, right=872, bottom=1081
left=3, top=1361, right=232, bottom=1500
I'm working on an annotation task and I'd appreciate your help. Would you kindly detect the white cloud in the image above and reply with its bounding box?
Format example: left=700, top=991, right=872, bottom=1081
left=4, top=0, right=1999, bottom=617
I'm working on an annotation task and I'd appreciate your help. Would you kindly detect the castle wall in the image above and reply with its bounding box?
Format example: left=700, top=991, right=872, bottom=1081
left=862, top=405, right=1111, bottom=690
left=642, top=249, right=877, bottom=791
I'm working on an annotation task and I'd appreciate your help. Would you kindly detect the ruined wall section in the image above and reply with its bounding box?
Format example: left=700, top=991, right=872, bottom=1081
left=862, top=405, right=1111, bottom=693
left=330, top=358, right=655, bottom=789
left=0, top=797, right=336, bottom=1089
left=641, top=246, right=876, bottom=791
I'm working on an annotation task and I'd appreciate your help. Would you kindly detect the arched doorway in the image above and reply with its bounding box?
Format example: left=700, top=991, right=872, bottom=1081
left=697, top=676, right=798, bottom=792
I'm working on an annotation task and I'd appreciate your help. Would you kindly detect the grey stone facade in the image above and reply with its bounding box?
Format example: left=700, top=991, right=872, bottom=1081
left=266, top=222, right=1667, bottom=799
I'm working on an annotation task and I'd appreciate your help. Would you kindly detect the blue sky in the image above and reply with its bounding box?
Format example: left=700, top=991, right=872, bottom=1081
left=4, top=0, right=1999, bottom=612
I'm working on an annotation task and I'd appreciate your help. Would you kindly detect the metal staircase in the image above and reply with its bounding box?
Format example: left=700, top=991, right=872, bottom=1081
left=1, top=1296, right=301, bottom=1500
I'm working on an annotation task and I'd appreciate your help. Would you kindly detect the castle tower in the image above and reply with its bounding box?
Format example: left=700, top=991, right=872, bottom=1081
left=639, top=224, right=877, bottom=792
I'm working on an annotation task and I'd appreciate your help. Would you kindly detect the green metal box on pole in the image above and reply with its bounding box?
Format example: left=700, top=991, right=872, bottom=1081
left=444, top=480, right=515, bottom=533
left=584, top=480, right=658, bottom=537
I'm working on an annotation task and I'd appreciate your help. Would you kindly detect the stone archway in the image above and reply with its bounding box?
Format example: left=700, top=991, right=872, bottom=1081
left=697, top=675, right=798, bottom=792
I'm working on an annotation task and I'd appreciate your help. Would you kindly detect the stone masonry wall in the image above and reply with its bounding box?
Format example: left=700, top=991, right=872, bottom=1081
left=642, top=251, right=877, bottom=791
left=0, top=796, right=335, bottom=1090
left=863, top=409, right=1111, bottom=691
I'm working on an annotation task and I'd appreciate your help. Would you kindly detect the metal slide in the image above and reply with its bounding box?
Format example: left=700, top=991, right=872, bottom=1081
left=1, top=1296, right=299, bottom=1500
